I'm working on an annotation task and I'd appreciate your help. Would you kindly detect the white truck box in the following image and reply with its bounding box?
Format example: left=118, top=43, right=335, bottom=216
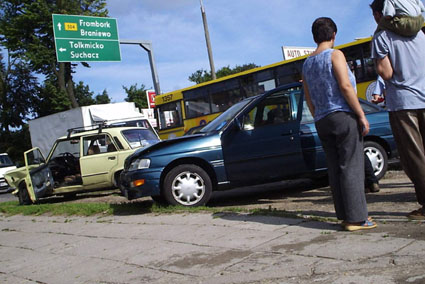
left=29, top=102, right=155, bottom=157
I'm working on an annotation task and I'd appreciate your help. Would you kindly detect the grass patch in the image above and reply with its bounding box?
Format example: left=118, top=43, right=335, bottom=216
left=0, top=201, right=335, bottom=224
left=0, top=201, right=112, bottom=216
left=0, top=200, right=249, bottom=217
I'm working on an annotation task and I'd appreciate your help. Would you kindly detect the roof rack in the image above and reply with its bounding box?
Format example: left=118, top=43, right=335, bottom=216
left=66, top=119, right=150, bottom=138
left=67, top=123, right=105, bottom=138
left=102, top=117, right=148, bottom=124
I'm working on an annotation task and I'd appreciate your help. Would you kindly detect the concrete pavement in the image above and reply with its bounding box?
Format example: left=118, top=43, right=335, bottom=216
left=0, top=210, right=424, bottom=284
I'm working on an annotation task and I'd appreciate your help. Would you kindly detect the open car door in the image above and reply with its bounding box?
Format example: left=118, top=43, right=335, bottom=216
left=24, top=148, right=54, bottom=202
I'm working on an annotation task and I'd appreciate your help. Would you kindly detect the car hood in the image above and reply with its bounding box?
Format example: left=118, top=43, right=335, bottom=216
left=125, top=133, right=220, bottom=167
left=3, top=166, right=24, bottom=177
left=3, top=166, right=27, bottom=188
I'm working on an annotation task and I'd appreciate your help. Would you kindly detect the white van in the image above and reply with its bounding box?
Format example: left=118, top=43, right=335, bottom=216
left=0, top=153, right=16, bottom=193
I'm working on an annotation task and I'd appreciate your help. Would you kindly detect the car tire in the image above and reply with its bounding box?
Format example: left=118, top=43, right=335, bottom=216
left=114, top=172, right=125, bottom=196
left=18, top=183, right=32, bottom=205
left=163, top=164, right=212, bottom=207
left=364, top=141, right=388, bottom=180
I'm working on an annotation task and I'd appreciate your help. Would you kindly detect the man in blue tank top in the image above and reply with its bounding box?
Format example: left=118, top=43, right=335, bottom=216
left=371, top=0, right=425, bottom=220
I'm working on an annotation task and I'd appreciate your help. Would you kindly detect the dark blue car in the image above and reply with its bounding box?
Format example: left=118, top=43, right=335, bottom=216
left=120, top=83, right=397, bottom=207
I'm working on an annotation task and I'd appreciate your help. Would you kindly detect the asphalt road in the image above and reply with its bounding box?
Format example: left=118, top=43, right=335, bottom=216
left=0, top=191, right=17, bottom=203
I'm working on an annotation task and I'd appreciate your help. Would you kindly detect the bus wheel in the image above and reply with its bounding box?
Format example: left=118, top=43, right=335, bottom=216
left=18, top=183, right=32, bottom=205
left=163, top=164, right=212, bottom=207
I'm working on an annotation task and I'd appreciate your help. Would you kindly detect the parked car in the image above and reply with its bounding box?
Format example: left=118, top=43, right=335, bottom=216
left=5, top=125, right=160, bottom=205
left=120, top=83, right=397, bottom=207
left=0, top=153, right=16, bottom=193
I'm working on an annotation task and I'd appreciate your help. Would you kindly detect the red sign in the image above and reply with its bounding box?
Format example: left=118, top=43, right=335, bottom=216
left=147, top=90, right=156, bottom=108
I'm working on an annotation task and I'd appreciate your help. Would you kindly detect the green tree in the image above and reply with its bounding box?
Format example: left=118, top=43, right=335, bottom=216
left=35, top=80, right=112, bottom=117
left=0, top=52, right=37, bottom=133
left=34, top=77, right=71, bottom=117
left=123, top=83, right=148, bottom=109
left=0, top=0, right=108, bottom=108
left=188, top=63, right=260, bottom=84
left=74, top=81, right=95, bottom=106
left=95, top=89, right=111, bottom=104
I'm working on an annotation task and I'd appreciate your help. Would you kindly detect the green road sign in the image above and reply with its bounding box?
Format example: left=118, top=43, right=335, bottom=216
left=52, top=14, right=121, bottom=62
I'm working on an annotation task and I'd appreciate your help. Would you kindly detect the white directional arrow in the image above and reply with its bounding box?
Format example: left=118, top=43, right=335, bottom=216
left=59, top=48, right=66, bottom=52
left=57, top=22, right=62, bottom=31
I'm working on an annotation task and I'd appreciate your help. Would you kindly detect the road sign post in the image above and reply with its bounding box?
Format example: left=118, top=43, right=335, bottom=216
left=52, top=14, right=121, bottom=62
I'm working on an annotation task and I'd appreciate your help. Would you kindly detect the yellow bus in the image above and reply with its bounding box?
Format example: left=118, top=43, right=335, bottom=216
left=155, top=36, right=380, bottom=140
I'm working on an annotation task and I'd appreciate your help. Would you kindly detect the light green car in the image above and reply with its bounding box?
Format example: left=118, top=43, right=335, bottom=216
left=5, top=125, right=160, bottom=205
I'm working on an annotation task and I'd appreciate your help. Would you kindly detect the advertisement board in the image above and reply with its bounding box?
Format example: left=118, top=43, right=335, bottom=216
left=282, top=46, right=315, bottom=60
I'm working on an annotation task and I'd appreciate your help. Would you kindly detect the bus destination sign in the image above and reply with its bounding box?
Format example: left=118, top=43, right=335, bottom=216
left=52, top=14, right=121, bottom=62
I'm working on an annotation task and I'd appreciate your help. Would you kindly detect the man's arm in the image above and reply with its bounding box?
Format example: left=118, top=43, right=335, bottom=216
left=375, top=55, right=393, bottom=81
left=332, top=49, right=369, bottom=136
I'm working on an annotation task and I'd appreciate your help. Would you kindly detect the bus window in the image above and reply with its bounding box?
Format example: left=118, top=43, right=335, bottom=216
left=276, top=61, right=303, bottom=86
left=259, top=79, right=276, bottom=92
left=209, top=79, right=242, bottom=113
left=184, top=88, right=211, bottom=118
left=343, top=44, right=376, bottom=83
left=240, top=73, right=258, bottom=97
left=240, top=70, right=275, bottom=98
left=257, top=70, right=276, bottom=92
left=157, top=101, right=183, bottom=130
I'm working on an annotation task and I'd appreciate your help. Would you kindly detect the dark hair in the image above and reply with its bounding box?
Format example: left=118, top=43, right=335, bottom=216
left=312, top=17, right=337, bottom=44
left=370, top=0, right=384, bottom=14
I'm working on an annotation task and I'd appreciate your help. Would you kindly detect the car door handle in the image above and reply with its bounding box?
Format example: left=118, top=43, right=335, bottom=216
left=108, top=157, right=116, bottom=160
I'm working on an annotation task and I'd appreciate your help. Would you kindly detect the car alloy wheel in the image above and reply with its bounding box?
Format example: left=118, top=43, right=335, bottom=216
left=164, top=164, right=212, bottom=206
left=364, top=141, right=388, bottom=180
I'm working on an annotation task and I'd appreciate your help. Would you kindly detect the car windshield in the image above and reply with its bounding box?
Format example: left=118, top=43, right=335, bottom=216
left=50, top=139, right=81, bottom=159
left=122, top=129, right=160, bottom=149
left=201, top=98, right=254, bottom=132
left=0, top=155, right=13, bottom=168
left=26, top=149, right=46, bottom=166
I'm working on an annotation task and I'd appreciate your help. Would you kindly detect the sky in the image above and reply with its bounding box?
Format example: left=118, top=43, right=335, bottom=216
left=73, top=0, right=378, bottom=103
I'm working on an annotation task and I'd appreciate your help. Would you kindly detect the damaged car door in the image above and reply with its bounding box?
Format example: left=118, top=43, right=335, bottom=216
left=23, top=148, right=54, bottom=203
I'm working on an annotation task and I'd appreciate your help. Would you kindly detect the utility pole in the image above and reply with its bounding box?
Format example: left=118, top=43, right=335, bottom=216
left=200, top=0, right=216, bottom=80
left=120, top=40, right=161, bottom=96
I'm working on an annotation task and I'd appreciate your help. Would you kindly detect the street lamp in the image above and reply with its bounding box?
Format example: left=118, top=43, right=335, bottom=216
left=200, top=0, right=216, bottom=80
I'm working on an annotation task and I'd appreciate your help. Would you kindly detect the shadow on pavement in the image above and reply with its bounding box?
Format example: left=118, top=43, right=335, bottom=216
left=213, top=211, right=342, bottom=231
